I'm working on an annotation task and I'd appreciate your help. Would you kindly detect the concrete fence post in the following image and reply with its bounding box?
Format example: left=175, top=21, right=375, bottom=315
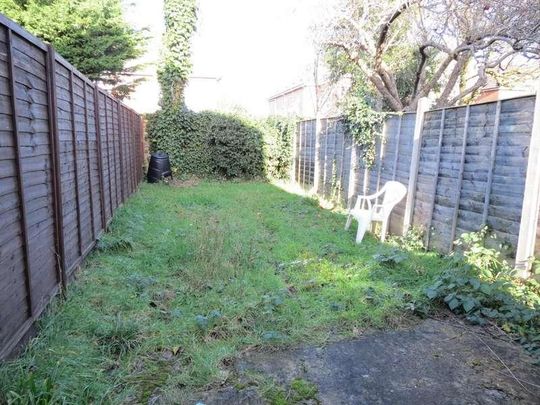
left=515, top=81, right=540, bottom=278
left=403, top=98, right=430, bottom=233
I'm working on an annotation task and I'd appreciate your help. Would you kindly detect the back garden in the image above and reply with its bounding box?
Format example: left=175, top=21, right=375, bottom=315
left=0, top=181, right=443, bottom=402
left=2, top=179, right=540, bottom=403
left=1, top=0, right=540, bottom=403
left=2, top=71, right=540, bottom=405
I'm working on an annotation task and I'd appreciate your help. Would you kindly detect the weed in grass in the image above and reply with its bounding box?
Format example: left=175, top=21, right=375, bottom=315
left=177, top=213, right=257, bottom=291
left=4, top=373, right=56, bottom=405
left=290, top=378, right=319, bottom=402
left=373, top=248, right=408, bottom=267
left=96, top=234, right=133, bottom=252
left=127, top=273, right=157, bottom=295
left=260, top=376, right=319, bottom=405
left=93, top=315, right=140, bottom=356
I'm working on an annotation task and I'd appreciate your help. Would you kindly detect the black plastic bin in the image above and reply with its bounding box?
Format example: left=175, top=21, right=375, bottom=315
left=147, top=152, right=172, bottom=183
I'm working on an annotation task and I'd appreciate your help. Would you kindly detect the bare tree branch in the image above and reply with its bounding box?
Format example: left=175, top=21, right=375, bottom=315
left=320, top=0, right=540, bottom=110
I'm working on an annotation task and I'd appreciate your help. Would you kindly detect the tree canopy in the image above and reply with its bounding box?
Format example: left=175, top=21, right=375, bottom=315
left=321, top=0, right=540, bottom=111
left=0, top=0, right=143, bottom=94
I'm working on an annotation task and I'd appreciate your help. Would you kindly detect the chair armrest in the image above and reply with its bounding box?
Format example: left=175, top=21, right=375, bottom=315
left=353, top=195, right=374, bottom=211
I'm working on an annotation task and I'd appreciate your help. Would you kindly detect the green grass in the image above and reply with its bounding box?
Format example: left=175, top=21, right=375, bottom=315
left=0, top=181, right=446, bottom=403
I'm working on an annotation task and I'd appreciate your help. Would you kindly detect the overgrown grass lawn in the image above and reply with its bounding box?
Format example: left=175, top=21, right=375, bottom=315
left=1, top=181, right=446, bottom=403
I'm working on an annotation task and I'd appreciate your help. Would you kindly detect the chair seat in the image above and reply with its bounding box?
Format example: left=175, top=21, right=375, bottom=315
left=350, top=208, right=384, bottom=222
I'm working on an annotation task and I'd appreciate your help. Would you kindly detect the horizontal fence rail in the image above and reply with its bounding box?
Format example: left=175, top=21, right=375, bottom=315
left=294, top=94, right=539, bottom=273
left=0, top=15, right=144, bottom=360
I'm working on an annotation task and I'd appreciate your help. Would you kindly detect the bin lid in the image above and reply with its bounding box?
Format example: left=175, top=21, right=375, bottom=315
left=151, top=151, right=169, bottom=159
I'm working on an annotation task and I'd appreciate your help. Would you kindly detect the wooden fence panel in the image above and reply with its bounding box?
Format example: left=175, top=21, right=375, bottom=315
left=391, top=113, right=415, bottom=235
left=455, top=103, right=497, bottom=240
left=11, top=31, right=58, bottom=313
left=0, top=25, right=31, bottom=358
left=413, top=110, right=445, bottom=245
left=97, top=91, right=112, bottom=223
left=488, top=97, right=535, bottom=249
left=0, top=15, right=144, bottom=360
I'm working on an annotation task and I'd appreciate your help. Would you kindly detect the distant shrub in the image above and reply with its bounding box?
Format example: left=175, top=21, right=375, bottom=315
left=146, top=106, right=213, bottom=177
left=207, top=112, right=265, bottom=178
left=147, top=107, right=294, bottom=179
left=259, top=116, right=296, bottom=180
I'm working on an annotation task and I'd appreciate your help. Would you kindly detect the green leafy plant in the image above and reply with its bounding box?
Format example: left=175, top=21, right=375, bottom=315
left=260, top=116, right=296, bottom=180
left=1, top=0, right=144, bottom=95
left=158, top=0, right=197, bottom=106
left=389, top=226, right=425, bottom=251
left=343, top=95, right=385, bottom=168
left=147, top=110, right=294, bottom=180
left=426, top=268, right=540, bottom=361
left=208, top=113, right=265, bottom=178
left=453, top=227, right=512, bottom=279
left=5, top=374, right=56, bottom=405
left=373, top=248, right=408, bottom=268
left=426, top=227, right=540, bottom=361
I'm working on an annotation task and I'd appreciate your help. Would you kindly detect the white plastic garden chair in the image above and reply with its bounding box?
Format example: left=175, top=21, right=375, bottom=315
left=345, top=181, right=407, bottom=243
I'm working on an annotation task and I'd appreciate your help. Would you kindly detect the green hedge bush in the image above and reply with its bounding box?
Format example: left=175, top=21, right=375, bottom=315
left=259, top=116, right=296, bottom=179
left=147, top=107, right=295, bottom=179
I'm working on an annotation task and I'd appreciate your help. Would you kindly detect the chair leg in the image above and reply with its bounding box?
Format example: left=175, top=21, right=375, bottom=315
left=380, top=219, right=388, bottom=242
left=355, top=214, right=371, bottom=244
left=345, top=214, right=352, bottom=230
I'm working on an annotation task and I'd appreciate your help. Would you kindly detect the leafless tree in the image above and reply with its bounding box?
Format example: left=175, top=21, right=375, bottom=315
left=321, top=0, right=540, bottom=111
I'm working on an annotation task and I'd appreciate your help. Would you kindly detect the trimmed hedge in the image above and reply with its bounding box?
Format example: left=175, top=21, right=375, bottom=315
left=147, top=107, right=295, bottom=179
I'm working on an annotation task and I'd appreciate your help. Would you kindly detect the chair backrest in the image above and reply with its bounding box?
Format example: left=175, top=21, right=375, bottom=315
left=380, top=181, right=407, bottom=207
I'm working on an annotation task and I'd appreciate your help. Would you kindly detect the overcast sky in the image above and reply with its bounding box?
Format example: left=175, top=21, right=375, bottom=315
left=123, top=0, right=331, bottom=115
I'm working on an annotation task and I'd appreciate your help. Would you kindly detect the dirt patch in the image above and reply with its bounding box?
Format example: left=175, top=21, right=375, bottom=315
left=193, top=318, right=540, bottom=404
left=169, top=177, right=201, bottom=188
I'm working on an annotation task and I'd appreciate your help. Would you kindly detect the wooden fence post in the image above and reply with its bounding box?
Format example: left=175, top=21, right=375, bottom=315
left=302, top=122, right=307, bottom=188
left=403, top=97, right=430, bottom=232
left=515, top=81, right=540, bottom=278
left=322, top=120, right=329, bottom=196
left=69, top=70, right=83, bottom=256
left=347, top=142, right=358, bottom=208
left=45, top=44, right=66, bottom=290
left=117, top=102, right=125, bottom=203
left=338, top=125, right=347, bottom=203
left=375, top=120, right=388, bottom=192
left=140, top=116, right=145, bottom=182
left=83, top=81, right=96, bottom=240
left=93, top=86, right=107, bottom=230
left=104, top=97, right=114, bottom=213
left=312, top=116, right=322, bottom=194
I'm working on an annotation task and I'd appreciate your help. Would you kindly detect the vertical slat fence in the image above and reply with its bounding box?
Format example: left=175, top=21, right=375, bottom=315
left=294, top=92, right=539, bottom=273
left=0, top=15, right=144, bottom=360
